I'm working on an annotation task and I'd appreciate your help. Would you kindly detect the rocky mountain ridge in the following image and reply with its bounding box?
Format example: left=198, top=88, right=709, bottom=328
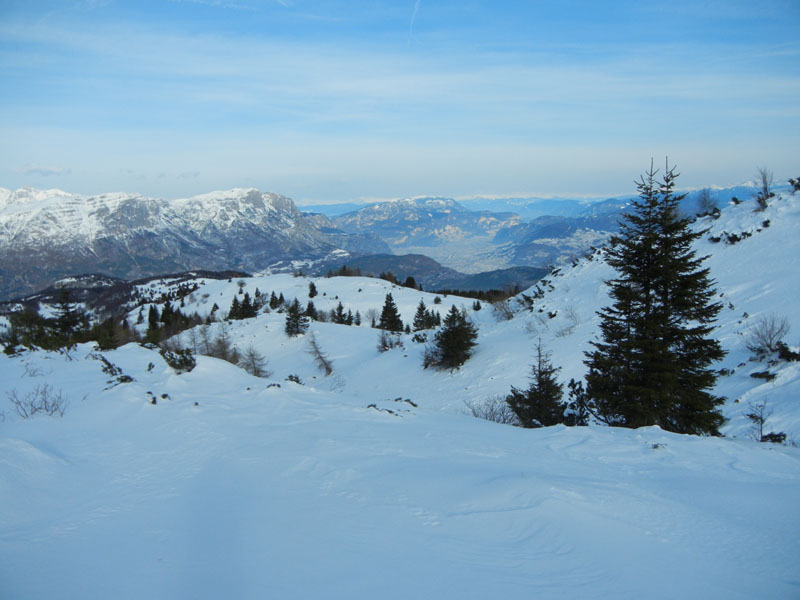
left=0, top=187, right=388, bottom=301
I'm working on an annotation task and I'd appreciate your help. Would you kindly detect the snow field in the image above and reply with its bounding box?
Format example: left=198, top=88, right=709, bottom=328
left=1, top=191, right=800, bottom=598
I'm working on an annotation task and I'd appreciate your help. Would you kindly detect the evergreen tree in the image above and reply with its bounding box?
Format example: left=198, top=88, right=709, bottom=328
left=54, top=289, right=86, bottom=340
left=308, top=281, right=318, bottom=298
left=412, top=299, right=428, bottom=331
left=426, top=305, right=478, bottom=369
left=305, top=300, right=318, bottom=320
left=334, top=301, right=347, bottom=324
left=145, top=305, right=161, bottom=344
left=354, top=311, right=361, bottom=326
left=584, top=162, right=726, bottom=435
left=269, top=292, right=280, bottom=310
left=565, top=379, right=591, bottom=426
left=507, top=339, right=566, bottom=428
left=285, top=298, right=309, bottom=337
left=378, top=293, right=404, bottom=332
left=239, top=292, right=257, bottom=318
left=228, top=295, right=241, bottom=320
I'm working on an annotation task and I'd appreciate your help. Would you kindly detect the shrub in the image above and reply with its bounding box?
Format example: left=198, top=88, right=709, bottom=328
left=160, top=347, right=197, bottom=374
left=776, top=342, right=800, bottom=362
left=745, top=314, right=790, bottom=356
left=465, top=396, right=519, bottom=425
left=7, top=385, right=69, bottom=418
left=377, top=330, right=403, bottom=352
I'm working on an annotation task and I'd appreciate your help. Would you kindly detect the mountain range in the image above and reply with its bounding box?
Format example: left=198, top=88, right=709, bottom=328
left=0, top=181, right=779, bottom=302
left=0, top=187, right=388, bottom=301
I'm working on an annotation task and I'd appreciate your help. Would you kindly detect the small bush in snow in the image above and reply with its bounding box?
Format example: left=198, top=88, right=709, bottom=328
left=465, top=396, right=519, bottom=425
left=491, top=299, right=514, bottom=321
left=744, top=314, right=790, bottom=357
left=160, top=347, right=197, bottom=374
left=377, top=330, right=403, bottom=352
left=7, top=384, right=69, bottom=418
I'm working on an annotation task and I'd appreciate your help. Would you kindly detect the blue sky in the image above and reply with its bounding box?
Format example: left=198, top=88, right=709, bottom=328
left=1, top=0, right=798, bottom=204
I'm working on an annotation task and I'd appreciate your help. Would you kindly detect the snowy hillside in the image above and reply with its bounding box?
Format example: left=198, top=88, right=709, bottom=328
left=1, top=191, right=799, bottom=598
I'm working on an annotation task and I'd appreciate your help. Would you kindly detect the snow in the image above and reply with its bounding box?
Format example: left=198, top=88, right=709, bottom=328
left=1, top=192, right=800, bottom=598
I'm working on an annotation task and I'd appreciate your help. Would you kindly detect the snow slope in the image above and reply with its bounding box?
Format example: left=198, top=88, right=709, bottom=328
left=1, top=192, right=799, bottom=598
left=1, top=344, right=798, bottom=599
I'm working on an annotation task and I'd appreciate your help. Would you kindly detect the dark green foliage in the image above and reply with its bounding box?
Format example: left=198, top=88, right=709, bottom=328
left=326, top=265, right=362, bottom=277
left=304, top=300, right=318, bottom=320
left=777, top=342, right=800, bottom=362
left=229, top=292, right=257, bottom=320
left=761, top=432, right=787, bottom=444
left=378, top=293, right=404, bottom=332
left=54, top=289, right=88, bottom=339
left=750, top=370, right=776, bottom=381
left=585, top=162, right=726, bottom=435
left=789, top=176, right=800, bottom=193
left=425, top=305, right=478, bottom=370
left=269, top=292, right=281, bottom=310
left=565, top=379, right=591, bottom=426
left=160, top=347, right=197, bottom=374
left=3, top=294, right=91, bottom=351
left=412, top=299, right=439, bottom=331
left=506, top=340, right=566, bottom=428
left=333, top=302, right=347, bottom=324
left=403, top=276, right=419, bottom=290
left=432, top=287, right=521, bottom=302
left=228, top=294, right=241, bottom=319
left=284, top=298, right=309, bottom=337
left=379, top=271, right=398, bottom=285
left=308, top=281, right=318, bottom=298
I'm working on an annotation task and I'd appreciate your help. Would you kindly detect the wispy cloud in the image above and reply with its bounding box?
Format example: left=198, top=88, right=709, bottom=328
left=409, top=0, right=422, bottom=39
left=19, top=165, right=72, bottom=177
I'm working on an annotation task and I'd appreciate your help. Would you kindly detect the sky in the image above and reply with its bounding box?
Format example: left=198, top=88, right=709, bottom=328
left=1, top=0, right=798, bottom=204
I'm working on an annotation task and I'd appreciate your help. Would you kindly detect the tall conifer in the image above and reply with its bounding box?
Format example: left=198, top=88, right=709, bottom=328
left=585, top=162, right=725, bottom=435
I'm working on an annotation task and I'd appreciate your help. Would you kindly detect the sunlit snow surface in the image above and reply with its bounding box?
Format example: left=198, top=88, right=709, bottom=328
left=1, top=193, right=799, bottom=599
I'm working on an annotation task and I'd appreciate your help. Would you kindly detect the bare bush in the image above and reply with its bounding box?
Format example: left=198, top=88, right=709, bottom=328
left=754, top=167, right=774, bottom=210
left=7, top=384, right=69, bottom=418
left=364, top=308, right=379, bottom=327
left=465, top=396, right=519, bottom=425
left=491, top=299, right=514, bottom=321
left=307, top=332, right=333, bottom=375
left=745, top=314, right=790, bottom=356
left=377, top=330, right=403, bottom=352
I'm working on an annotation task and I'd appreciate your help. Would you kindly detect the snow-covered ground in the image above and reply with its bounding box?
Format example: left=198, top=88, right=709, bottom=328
left=1, top=192, right=799, bottom=598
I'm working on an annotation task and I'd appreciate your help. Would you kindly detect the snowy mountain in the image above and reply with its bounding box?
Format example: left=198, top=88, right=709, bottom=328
left=0, top=188, right=799, bottom=598
left=0, top=187, right=389, bottom=301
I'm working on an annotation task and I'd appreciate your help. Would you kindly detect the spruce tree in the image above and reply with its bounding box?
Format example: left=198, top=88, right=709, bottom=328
left=228, top=295, right=241, bottom=320
left=413, top=299, right=428, bottom=331
left=426, top=305, right=478, bottom=369
left=285, top=298, right=309, bottom=337
left=378, top=293, right=404, bottom=332
left=584, top=162, right=726, bottom=435
left=507, top=339, right=566, bottom=428
left=54, top=289, right=86, bottom=341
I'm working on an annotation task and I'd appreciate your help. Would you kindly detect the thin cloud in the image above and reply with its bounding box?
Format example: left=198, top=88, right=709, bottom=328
left=409, top=0, right=422, bottom=39
left=20, top=165, right=72, bottom=177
